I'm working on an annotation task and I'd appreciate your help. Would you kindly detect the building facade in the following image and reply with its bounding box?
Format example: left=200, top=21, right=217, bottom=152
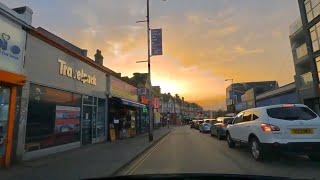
left=226, top=81, right=278, bottom=113
left=107, top=75, right=146, bottom=140
left=16, top=28, right=109, bottom=161
left=0, top=3, right=32, bottom=167
left=290, top=0, right=320, bottom=114
left=256, top=83, right=299, bottom=107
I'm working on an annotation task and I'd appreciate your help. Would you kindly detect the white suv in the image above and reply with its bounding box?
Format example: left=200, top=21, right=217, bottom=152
left=226, top=104, right=320, bottom=161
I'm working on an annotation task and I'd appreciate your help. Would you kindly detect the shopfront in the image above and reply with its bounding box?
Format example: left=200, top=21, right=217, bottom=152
left=0, top=7, right=31, bottom=167
left=18, top=32, right=107, bottom=160
left=107, top=76, right=145, bottom=141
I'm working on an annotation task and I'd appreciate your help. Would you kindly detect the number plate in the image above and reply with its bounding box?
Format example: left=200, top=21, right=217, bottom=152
left=291, top=129, right=314, bottom=134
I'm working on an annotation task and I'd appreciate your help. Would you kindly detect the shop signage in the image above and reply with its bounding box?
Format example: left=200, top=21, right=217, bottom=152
left=153, top=98, right=159, bottom=109
left=141, top=96, right=149, bottom=104
left=0, top=33, right=21, bottom=60
left=0, top=17, right=26, bottom=74
left=137, top=88, right=147, bottom=95
left=57, top=59, right=97, bottom=86
left=109, top=76, right=138, bottom=102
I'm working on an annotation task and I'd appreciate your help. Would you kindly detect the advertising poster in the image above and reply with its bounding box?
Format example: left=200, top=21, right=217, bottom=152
left=55, top=106, right=81, bottom=133
left=155, top=112, right=161, bottom=123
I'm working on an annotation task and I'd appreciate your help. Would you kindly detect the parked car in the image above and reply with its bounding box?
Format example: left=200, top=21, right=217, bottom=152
left=226, top=104, right=320, bottom=161
left=199, top=119, right=215, bottom=133
left=194, top=120, right=204, bottom=130
left=210, top=117, right=234, bottom=140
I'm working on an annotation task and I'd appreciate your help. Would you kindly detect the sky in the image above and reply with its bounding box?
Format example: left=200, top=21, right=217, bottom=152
left=3, top=0, right=300, bottom=110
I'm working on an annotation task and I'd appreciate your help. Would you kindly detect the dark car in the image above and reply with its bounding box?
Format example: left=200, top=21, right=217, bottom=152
left=210, top=117, right=234, bottom=140
left=194, top=120, right=204, bottom=130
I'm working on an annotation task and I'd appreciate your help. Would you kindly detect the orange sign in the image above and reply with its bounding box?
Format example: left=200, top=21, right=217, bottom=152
left=141, top=96, right=149, bottom=104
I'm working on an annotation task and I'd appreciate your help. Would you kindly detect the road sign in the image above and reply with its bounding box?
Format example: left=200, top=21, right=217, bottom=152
left=151, top=29, right=163, bottom=56
left=137, top=88, right=147, bottom=95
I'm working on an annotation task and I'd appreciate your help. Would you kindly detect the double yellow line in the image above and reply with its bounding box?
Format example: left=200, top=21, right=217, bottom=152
left=126, top=133, right=170, bottom=175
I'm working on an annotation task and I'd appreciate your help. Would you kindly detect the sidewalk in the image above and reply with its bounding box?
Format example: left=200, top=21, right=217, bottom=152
left=0, top=128, right=171, bottom=180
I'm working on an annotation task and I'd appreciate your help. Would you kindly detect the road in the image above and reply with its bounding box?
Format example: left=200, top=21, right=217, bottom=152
left=117, top=126, right=320, bottom=179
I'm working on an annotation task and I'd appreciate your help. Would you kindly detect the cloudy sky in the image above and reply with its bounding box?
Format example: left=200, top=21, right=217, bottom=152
left=3, top=0, right=300, bottom=109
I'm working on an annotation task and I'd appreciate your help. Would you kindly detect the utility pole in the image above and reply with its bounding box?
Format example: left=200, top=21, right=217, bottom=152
left=137, top=0, right=166, bottom=141
left=146, top=0, right=153, bottom=142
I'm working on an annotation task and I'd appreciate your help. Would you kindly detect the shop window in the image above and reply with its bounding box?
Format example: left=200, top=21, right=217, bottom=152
left=25, top=84, right=81, bottom=152
left=0, top=86, right=10, bottom=156
left=97, top=99, right=106, bottom=138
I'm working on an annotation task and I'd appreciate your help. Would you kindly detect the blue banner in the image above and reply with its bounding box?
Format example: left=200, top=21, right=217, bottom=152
left=151, top=29, right=163, bottom=56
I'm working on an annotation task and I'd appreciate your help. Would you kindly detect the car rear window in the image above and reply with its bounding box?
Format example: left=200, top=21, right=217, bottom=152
left=199, top=121, right=204, bottom=124
left=266, top=107, right=318, bottom=120
left=205, top=120, right=210, bottom=123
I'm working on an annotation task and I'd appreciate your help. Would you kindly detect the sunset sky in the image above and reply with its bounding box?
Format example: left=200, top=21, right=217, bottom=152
left=4, top=0, right=300, bottom=109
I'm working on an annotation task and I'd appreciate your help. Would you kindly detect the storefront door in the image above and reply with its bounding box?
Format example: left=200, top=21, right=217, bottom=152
left=81, top=105, right=93, bottom=145
left=82, top=96, right=105, bottom=144
left=0, top=85, right=10, bottom=161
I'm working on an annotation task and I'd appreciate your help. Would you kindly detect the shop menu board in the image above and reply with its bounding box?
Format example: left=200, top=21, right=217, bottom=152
left=55, top=106, right=80, bottom=133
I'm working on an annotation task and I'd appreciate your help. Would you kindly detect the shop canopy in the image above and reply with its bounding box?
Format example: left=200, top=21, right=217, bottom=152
left=121, top=98, right=146, bottom=108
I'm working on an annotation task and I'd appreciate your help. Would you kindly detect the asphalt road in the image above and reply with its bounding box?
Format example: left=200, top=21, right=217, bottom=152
left=118, top=125, right=320, bottom=179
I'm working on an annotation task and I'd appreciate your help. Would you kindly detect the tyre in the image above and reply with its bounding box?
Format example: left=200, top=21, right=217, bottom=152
left=308, top=154, right=320, bottom=161
left=217, top=130, right=223, bottom=140
left=250, top=137, right=265, bottom=161
left=226, top=133, right=235, bottom=148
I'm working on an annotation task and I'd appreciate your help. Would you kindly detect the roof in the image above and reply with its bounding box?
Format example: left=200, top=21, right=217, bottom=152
left=29, top=28, right=118, bottom=76
left=256, top=82, right=296, bottom=100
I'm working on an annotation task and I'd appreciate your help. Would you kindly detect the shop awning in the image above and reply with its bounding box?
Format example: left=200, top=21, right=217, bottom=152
left=121, top=99, right=146, bottom=108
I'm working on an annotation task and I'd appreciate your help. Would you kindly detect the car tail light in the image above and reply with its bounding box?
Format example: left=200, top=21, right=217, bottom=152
left=261, top=123, right=280, bottom=132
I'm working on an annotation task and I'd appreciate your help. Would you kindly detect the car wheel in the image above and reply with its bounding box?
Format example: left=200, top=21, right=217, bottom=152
left=217, top=130, right=223, bottom=140
left=250, top=137, right=264, bottom=161
left=226, top=133, right=235, bottom=148
left=308, top=154, right=320, bottom=161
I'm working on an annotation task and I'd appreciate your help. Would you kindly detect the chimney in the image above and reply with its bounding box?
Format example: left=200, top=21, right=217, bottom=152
left=12, top=6, right=33, bottom=25
left=94, top=49, right=104, bottom=65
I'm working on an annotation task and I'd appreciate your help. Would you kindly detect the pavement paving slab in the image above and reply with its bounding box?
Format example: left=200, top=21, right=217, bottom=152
left=0, top=127, right=171, bottom=180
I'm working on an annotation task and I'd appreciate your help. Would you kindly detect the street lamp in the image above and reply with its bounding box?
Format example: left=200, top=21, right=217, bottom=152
left=136, top=0, right=166, bottom=142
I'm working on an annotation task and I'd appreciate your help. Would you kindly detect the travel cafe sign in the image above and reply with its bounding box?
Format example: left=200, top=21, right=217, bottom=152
left=57, top=59, right=97, bottom=86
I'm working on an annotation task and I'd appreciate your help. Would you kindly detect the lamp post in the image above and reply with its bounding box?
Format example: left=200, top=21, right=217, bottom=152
left=136, top=0, right=166, bottom=141
left=225, top=79, right=235, bottom=112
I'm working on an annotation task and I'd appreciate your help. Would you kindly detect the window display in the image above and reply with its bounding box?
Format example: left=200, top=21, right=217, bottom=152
left=25, top=84, right=81, bottom=152
left=0, top=86, right=10, bottom=156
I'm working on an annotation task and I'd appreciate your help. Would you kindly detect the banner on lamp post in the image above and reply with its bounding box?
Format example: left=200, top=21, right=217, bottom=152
left=151, top=29, right=163, bottom=56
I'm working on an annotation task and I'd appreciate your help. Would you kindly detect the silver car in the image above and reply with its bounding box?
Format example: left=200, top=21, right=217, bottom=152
left=210, top=117, right=234, bottom=140
left=199, top=119, right=215, bottom=133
